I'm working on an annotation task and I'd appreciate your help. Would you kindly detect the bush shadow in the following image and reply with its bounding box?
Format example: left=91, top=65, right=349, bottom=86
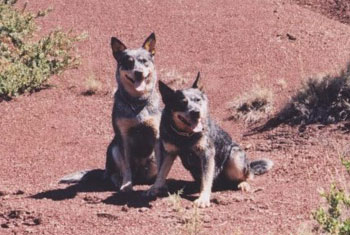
left=247, top=63, right=350, bottom=135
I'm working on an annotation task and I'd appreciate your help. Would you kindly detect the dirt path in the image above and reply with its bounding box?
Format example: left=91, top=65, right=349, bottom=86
left=1, top=0, right=350, bottom=234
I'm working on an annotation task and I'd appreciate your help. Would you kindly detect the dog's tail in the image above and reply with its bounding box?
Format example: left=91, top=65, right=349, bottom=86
left=59, top=169, right=105, bottom=184
left=250, top=159, right=273, bottom=175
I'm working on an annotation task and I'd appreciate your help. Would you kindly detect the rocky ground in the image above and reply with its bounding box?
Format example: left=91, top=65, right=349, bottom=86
left=1, top=0, right=350, bottom=234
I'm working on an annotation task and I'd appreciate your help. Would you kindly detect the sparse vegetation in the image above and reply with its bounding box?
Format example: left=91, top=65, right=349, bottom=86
left=166, top=189, right=203, bottom=235
left=228, top=85, right=274, bottom=124
left=180, top=205, right=202, bottom=235
left=82, top=74, right=102, bottom=96
left=167, top=188, right=184, bottom=213
left=159, top=68, right=188, bottom=89
left=313, top=184, right=350, bottom=234
left=0, top=0, right=85, bottom=100
left=295, top=0, right=350, bottom=25
left=263, top=64, right=350, bottom=129
left=342, top=158, right=350, bottom=173
left=277, top=79, right=287, bottom=90
left=313, top=152, right=350, bottom=234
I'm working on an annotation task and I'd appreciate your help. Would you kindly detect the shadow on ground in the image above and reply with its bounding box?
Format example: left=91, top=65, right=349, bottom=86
left=31, top=169, right=113, bottom=201
left=31, top=169, right=242, bottom=208
left=245, top=63, right=350, bottom=135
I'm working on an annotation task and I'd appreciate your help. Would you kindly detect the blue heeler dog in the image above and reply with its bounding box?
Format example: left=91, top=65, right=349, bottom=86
left=146, top=73, right=273, bottom=207
left=59, top=33, right=161, bottom=192
left=104, top=33, right=161, bottom=192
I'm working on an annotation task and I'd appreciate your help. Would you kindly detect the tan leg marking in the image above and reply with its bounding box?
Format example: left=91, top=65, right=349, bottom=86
left=163, top=142, right=178, bottom=154
left=115, top=118, right=139, bottom=192
left=146, top=146, right=177, bottom=197
left=194, top=144, right=215, bottom=208
left=225, top=147, right=248, bottom=181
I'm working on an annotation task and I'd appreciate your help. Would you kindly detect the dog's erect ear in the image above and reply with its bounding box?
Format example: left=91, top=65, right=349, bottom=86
left=111, top=37, right=127, bottom=61
left=192, top=72, right=203, bottom=90
left=159, top=80, right=175, bottom=105
left=142, top=33, right=156, bottom=56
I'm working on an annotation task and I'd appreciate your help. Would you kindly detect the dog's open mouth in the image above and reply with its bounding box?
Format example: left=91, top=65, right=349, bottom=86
left=177, top=114, right=203, bottom=132
left=125, top=75, right=135, bottom=84
left=125, top=74, right=148, bottom=92
left=178, top=114, right=192, bottom=126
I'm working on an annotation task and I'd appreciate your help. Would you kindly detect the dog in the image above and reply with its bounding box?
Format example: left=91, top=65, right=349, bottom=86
left=104, top=33, right=161, bottom=192
left=59, top=34, right=160, bottom=191
left=146, top=73, right=273, bottom=207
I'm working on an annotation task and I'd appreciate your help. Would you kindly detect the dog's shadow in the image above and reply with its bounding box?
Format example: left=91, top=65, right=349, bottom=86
left=31, top=169, right=240, bottom=208
left=31, top=169, right=113, bottom=200
left=103, top=178, right=241, bottom=206
left=101, top=179, right=199, bottom=208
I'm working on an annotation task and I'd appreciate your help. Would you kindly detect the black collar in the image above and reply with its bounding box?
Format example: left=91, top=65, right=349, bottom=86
left=170, top=124, right=195, bottom=137
left=116, top=87, right=151, bottom=113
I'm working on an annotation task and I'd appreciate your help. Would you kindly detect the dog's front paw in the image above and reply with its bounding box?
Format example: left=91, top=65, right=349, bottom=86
left=238, top=182, right=251, bottom=192
left=120, top=181, right=133, bottom=192
left=144, top=186, right=160, bottom=197
left=110, top=174, right=122, bottom=189
left=194, top=196, right=210, bottom=208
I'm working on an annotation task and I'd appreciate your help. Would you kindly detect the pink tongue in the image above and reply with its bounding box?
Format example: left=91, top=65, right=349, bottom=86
left=134, top=80, right=146, bottom=92
left=191, top=121, right=203, bottom=132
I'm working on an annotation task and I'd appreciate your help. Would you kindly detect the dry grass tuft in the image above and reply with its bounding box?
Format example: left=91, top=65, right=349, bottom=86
left=82, top=74, right=102, bottom=96
left=166, top=189, right=203, bottom=235
left=228, top=85, right=274, bottom=124
left=159, top=68, right=188, bottom=89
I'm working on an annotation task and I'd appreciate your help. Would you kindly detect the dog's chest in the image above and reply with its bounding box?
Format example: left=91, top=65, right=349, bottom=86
left=179, top=150, right=201, bottom=168
left=178, top=150, right=202, bottom=180
left=116, top=117, right=160, bottom=158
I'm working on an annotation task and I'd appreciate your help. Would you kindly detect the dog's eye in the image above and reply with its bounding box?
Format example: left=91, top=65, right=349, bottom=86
left=193, top=98, right=201, bottom=102
left=139, top=58, right=147, bottom=64
left=122, top=57, right=134, bottom=70
left=179, top=98, right=188, bottom=107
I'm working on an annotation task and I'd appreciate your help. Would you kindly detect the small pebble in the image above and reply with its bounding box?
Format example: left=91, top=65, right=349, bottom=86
left=121, top=206, right=128, bottom=212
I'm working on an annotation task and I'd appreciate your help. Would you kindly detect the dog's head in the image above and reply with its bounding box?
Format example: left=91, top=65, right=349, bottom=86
left=111, top=33, right=156, bottom=97
left=159, top=72, right=208, bottom=134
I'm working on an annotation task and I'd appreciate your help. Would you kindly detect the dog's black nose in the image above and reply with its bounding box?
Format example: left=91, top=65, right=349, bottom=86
left=134, top=71, right=143, bottom=82
left=189, top=111, right=200, bottom=120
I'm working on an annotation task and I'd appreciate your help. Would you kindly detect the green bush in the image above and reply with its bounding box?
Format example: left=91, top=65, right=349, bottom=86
left=313, top=158, right=350, bottom=234
left=0, top=0, right=85, bottom=99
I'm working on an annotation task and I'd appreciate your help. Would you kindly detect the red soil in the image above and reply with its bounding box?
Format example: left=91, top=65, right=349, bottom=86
left=1, top=0, right=350, bottom=234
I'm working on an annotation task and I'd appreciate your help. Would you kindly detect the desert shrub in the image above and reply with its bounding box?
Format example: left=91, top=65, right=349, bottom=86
left=0, top=0, right=85, bottom=99
left=280, top=64, right=350, bottom=126
left=259, top=64, right=350, bottom=131
left=278, top=68, right=350, bottom=126
left=313, top=156, right=350, bottom=234
left=82, top=74, right=102, bottom=96
left=342, top=159, right=350, bottom=173
left=294, top=0, right=350, bottom=25
left=228, top=85, right=274, bottom=124
left=313, top=184, right=350, bottom=234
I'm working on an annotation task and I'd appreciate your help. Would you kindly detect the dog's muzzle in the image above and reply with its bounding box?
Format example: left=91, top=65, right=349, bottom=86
left=177, top=113, right=203, bottom=133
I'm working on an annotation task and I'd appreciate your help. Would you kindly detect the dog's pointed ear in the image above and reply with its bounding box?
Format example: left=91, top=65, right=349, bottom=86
left=192, top=72, right=203, bottom=90
left=142, top=33, right=156, bottom=56
left=159, top=80, right=175, bottom=104
left=111, top=37, right=127, bottom=62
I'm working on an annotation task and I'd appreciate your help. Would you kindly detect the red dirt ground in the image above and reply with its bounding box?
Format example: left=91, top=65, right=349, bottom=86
left=2, top=0, right=350, bottom=234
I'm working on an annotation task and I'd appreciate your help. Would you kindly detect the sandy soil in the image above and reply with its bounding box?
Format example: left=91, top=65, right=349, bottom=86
left=1, top=0, right=350, bottom=234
